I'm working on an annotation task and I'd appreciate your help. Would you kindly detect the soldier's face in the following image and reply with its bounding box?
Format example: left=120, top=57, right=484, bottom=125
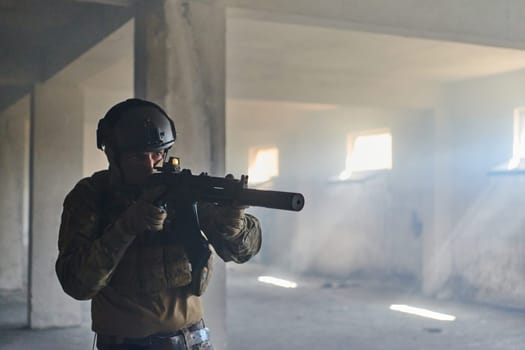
left=119, top=151, right=164, bottom=185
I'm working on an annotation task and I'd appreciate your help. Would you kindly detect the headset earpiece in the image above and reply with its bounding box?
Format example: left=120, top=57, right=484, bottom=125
left=96, top=118, right=108, bottom=150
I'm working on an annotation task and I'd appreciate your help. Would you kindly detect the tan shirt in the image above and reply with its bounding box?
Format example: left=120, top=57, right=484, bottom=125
left=55, top=170, right=261, bottom=337
left=92, top=285, right=203, bottom=336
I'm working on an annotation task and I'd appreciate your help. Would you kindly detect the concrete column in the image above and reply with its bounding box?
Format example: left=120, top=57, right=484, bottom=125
left=423, top=94, right=454, bottom=296
left=0, top=97, right=30, bottom=329
left=0, top=97, right=29, bottom=294
left=29, top=81, right=84, bottom=328
left=135, top=1, right=227, bottom=348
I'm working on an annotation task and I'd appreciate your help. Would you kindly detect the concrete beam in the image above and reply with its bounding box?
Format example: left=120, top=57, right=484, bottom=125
left=0, top=58, right=40, bottom=86
left=0, top=87, right=31, bottom=114
left=227, top=0, right=525, bottom=50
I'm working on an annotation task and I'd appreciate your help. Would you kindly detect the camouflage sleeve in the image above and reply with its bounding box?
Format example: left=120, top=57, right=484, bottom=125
left=198, top=203, right=262, bottom=263
left=55, top=178, right=136, bottom=300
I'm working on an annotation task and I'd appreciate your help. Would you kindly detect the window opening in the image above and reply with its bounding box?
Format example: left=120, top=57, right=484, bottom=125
left=248, top=147, right=279, bottom=185
left=508, top=107, right=525, bottom=170
left=339, top=130, right=392, bottom=180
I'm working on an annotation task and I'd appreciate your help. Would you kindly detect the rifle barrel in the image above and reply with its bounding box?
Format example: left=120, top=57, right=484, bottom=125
left=238, top=189, right=304, bottom=211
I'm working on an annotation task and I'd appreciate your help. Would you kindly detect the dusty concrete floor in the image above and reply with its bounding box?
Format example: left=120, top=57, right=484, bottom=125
left=226, top=264, right=525, bottom=350
left=1, top=262, right=525, bottom=349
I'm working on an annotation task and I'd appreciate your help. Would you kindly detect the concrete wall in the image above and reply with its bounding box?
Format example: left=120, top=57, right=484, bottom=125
left=305, top=109, right=433, bottom=285
left=227, top=67, right=525, bottom=309
left=227, top=100, right=433, bottom=286
left=426, top=68, right=525, bottom=308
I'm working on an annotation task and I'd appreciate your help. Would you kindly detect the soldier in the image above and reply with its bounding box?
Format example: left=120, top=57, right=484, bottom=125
left=55, top=98, right=262, bottom=350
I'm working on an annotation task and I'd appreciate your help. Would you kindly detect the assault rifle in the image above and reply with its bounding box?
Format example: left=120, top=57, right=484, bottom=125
left=148, top=156, right=305, bottom=211
left=144, top=156, right=304, bottom=295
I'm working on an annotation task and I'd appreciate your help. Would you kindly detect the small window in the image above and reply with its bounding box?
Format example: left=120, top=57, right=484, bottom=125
left=508, top=107, right=525, bottom=170
left=339, top=130, right=392, bottom=180
left=248, top=147, right=279, bottom=184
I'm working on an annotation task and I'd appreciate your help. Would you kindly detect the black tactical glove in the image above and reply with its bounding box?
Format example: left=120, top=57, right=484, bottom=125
left=120, top=186, right=167, bottom=235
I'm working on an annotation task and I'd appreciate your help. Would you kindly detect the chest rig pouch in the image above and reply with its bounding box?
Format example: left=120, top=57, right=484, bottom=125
left=152, top=199, right=213, bottom=297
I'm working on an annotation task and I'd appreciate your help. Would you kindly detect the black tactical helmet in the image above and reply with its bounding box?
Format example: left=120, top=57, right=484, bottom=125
left=97, top=99, right=176, bottom=153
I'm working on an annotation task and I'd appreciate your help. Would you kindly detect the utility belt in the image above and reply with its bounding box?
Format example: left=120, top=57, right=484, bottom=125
left=96, top=320, right=213, bottom=350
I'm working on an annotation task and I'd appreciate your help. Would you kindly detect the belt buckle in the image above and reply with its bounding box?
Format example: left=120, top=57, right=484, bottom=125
left=184, top=327, right=210, bottom=347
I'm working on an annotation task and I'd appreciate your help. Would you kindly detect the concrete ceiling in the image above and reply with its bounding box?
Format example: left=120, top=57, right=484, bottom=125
left=227, top=17, right=525, bottom=109
left=3, top=3, right=525, bottom=112
left=58, top=20, right=134, bottom=90
left=0, top=0, right=133, bottom=110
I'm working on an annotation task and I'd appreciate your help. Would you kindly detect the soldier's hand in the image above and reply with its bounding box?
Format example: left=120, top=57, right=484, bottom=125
left=208, top=174, right=246, bottom=238
left=122, top=186, right=168, bottom=235
left=212, top=204, right=247, bottom=239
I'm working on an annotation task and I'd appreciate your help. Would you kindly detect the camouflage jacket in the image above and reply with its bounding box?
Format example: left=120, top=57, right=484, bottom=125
left=55, top=170, right=261, bottom=336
